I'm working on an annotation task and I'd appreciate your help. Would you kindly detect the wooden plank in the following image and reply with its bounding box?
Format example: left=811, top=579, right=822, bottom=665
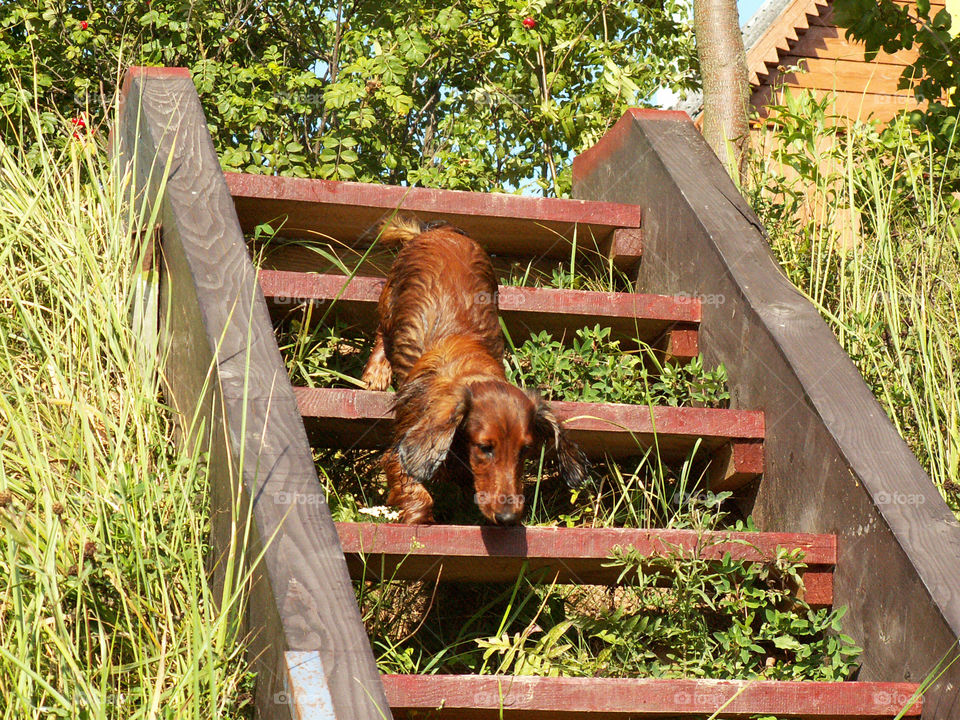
left=765, top=56, right=918, bottom=93
left=782, top=24, right=919, bottom=66
left=746, top=0, right=828, bottom=84
left=601, top=227, right=643, bottom=273
left=115, top=67, right=392, bottom=720
left=336, top=523, right=834, bottom=606
left=258, top=270, right=700, bottom=348
left=382, top=675, right=923, bottom=718
left=294, top=387, right=764, bottom=464
left=226, top=172, right=643, bottom=260
left=709, top=440, right=765, bottom=492
left=571, top=108, right=960, bottom=717
left=753, top=84, right=919, bottom=122
left=656, top=322, right=700, bottom=364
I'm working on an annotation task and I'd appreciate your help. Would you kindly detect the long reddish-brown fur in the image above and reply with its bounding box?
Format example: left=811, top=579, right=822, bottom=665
left=362, top=216, right=587, bottom=525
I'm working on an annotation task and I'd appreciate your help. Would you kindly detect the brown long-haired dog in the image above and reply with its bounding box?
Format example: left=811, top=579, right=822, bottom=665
left=361, top=216, right=588, bottom=525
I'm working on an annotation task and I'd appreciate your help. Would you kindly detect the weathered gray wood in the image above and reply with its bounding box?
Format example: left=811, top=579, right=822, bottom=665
left=116, top=67, right=390, bottom=720
left=572, top=107, right=960, bottom=719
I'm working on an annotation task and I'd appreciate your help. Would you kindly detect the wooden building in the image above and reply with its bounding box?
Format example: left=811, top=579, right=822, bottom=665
left=679, top=0, right=952, bottom=123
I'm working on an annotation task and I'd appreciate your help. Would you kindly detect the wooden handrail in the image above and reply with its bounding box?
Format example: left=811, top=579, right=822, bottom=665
left=115, top=66, right=391, bottom=720
left=572, top=107, right=960, bottom=719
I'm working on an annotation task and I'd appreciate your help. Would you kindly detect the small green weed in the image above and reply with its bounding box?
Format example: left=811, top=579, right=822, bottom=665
left=506, top=325, right=729, bottom=407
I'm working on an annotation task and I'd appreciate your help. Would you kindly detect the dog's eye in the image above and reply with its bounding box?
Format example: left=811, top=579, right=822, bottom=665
left=477, top=443, right=494, bottom=456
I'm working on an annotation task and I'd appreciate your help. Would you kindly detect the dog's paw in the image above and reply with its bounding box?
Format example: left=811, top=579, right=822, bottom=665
left=362, top=362, right=392, bottom=391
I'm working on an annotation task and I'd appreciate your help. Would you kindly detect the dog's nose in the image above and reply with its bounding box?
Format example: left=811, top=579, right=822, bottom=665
left=494, top=510, right=520, bottom=526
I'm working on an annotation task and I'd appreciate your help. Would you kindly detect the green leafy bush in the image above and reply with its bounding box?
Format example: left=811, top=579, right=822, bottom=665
left=3, top=0, right=697, bottom=195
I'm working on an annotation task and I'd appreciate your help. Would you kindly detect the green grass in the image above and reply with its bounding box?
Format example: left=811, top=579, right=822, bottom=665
left=751, top=93, right=960, bottom=514
left=0, top=111, right=254, bottom=717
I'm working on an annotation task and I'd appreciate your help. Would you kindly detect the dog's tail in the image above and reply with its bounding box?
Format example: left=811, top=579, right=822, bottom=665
left=376, top=215, right=426, bottom=246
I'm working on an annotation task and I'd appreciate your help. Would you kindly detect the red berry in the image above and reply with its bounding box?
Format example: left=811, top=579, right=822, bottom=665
left=522, top=16, right=536, bottom=29
left=80, top=20, right=88, bottom=29
left=71, top=116, right=86, bottom=128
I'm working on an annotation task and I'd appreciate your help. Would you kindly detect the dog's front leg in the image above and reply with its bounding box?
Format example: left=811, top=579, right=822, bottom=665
left=382, top=448, right=435, bottom=524
left=362, top=330, right=392, bottom=391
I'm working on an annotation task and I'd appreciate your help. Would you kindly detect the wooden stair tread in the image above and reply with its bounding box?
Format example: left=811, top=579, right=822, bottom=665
left=380, top=675, right=923, bottom=718
left=336, top=522, right=834, bottom=607
left=295, top=387, right=764, bottom=463
left=228, top=172, right=643, bottom=260
left=260, top=269, right=699, bottom=349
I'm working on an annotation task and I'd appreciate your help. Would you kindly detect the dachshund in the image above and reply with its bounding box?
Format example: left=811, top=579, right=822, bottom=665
left=361, top=216, right=588, bottom=525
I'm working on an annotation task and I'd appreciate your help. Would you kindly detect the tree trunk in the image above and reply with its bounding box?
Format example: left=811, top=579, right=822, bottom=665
left=694, top=0, right=751, bottom=182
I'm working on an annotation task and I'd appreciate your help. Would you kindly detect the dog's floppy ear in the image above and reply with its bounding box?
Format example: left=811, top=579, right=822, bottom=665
left=528, top=393, right=589, bottom=488
left=395, top=383, right=471, bottom=485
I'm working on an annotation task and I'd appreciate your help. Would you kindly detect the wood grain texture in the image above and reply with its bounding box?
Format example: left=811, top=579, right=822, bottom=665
left=571, top=108, right=960, bottom=719
left=603, top=227, right=644, bottom=273
left=258, top=269, right=700, bottom=352
left=766, top=56, right=916, bottom=92
left=382, top=675, right=923, bottom=718
left=753, top=84, right=918, bottom=122
left=116, top=67, right=391, bottom=720
left=294, top=387, right=764, bottom=468
left=783, top=24, right=918, bottom=66
left=335, top=522, right=834, bottom=606
left=658, top=323, right=701, bottom=364
left=745, top=0, right=829, bottom=84
left=226, top=172, right=642, bottom=260
left=708, top=440, right=766, bottom=491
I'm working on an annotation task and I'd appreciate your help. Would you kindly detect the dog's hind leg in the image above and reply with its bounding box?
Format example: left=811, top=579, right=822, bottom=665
left=362, top=330, right=392, bottom=391
left=383, top=449, right=435, bottom=524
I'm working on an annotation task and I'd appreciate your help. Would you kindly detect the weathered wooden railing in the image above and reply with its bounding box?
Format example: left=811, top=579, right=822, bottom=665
left=572, top=108, right=960, bottom=719
left=116, top=67, right=390, bottom=720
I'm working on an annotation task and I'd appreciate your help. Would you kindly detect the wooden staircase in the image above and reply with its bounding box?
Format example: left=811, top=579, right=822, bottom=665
left=117, top=68, right=960, bottom=720
left=234, top=177, right=919, bottom=718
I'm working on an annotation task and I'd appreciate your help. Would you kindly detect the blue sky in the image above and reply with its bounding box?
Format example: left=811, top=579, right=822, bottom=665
left=739, top=0, right=767, bottom=23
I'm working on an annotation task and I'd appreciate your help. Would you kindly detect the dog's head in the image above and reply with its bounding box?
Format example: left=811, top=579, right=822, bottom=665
left=395, top=379, right=588, bottom=525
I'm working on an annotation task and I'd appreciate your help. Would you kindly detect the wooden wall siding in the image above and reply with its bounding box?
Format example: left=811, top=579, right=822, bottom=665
left=116, top=67, right=392, bottom=720
left=753, top=83, right=918, bottom=121
left=746, top=0, right=830, bottom=84
left=786, top=24, right=918, bottom=65
left=571, top=108, right=960, bottom=720
left=749, top=0, right=926, bottom=121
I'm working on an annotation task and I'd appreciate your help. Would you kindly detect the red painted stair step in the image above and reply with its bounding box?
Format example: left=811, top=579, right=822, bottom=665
left=259, top=269, right=700, bottom=358
left=336, top=522, right=834, bottom=607
left=227, top=172, right=644, bottom=266
left=380, top=675, right=922, bottom=719
left=295, top=387, right=764, bottom=488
